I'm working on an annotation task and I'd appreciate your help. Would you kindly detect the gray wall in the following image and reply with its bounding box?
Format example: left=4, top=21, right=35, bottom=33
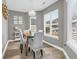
left=64, top=45, right=77, bottom=59
left=7, top=0, right=77, bottom=59
left=8, top=10, right=26, bottom=40
left=25, top=13, right=30, bottom=30
left=8, top=10, right=43, bottom=40
left=25, top=11, right=44, bottom=31
left=36, top=11, right=44, bottom=31
left=2, top=16, right=8, bottom=52
left=2, top=0, right=8, bottom=52
left=42, top=0, right=77, bottom=59
left=63, top=0, right=77, bottom=59
left=42, top=0, right=64, bottom=48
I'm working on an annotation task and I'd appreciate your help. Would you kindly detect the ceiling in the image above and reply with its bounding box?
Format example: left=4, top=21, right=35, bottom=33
left=6, top=0, right=58, bottom=12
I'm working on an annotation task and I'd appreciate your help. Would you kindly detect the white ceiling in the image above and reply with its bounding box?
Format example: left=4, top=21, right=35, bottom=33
left=6, top=0, right=58, bottom=12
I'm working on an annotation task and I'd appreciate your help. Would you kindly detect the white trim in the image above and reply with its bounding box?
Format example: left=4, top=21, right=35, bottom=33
left=9, top=39, right=20, bottom=42
left=2, top=39, right=20, bottom=58
left=43, top=40, right=70, bottom=59
left=2, top=39, right=70, bottom=59
left=72, top=19, right=77, bottom=23
left=2, top=40, right=9, bottom=58
left=67, top=40, right=77, bottom=54
left=44, top=34, right=59, bottom=40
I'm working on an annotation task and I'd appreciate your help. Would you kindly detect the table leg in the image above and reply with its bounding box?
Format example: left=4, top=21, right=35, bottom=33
left=26, top=37, right=28, bottom=56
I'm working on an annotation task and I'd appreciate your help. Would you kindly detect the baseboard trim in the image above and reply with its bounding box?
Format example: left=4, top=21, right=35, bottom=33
left=8, top=39, right=20, bottom=42
left=2, top=39, right=70, bottom=59
left=2, top=39, right=20, bottom=58
left=2, top=40, right=9, bottom=58
left=43, top=40, right=70, bottom=59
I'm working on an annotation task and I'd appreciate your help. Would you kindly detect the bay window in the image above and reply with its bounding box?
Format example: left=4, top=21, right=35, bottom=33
left=30, top=16, right=37, bottom=35
left=44, top=9, right=59, bottom=39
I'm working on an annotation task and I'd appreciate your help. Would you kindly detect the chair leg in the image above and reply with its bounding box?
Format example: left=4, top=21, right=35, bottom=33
left=21, top=49, right=23, bottom=53
left=25, top=44, right=26, bottom=47
left=28, top=47, right=30, bottom=52
left=20, top=44, right=23, bottom=54
left=32, top=51, right=35, bottom=59
left=40, top=49, right=43, bottom=56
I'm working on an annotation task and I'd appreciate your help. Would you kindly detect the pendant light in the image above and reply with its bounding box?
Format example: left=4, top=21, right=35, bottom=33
left=28, top=0, right=36, bottom=16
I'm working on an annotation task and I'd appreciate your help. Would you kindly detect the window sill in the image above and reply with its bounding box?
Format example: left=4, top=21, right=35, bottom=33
left=66, top=40, right=77, bottom=54
left=44, top=34, right=59, bottom=40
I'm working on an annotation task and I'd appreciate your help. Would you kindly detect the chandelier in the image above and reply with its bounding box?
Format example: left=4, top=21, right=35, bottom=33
left=28, top=10, right=36, bottom=16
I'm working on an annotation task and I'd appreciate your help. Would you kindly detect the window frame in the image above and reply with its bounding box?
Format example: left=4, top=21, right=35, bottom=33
left=66, top=0, right=77, bottom=54
left=13, top=16, right=23, bottom=24
left=44, top=9, right=59, bottom=40
left=30, top=16, right=37, bottom=35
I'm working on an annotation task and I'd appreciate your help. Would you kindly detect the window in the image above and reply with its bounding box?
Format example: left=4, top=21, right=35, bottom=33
left=13, top=16, right=18, bottom=24
left=66, top=0, right=77, bottom=54
left=18, top=16, right=23, bottom=24
left=30, top=16, right=37, bottom=35
left=44, top=9, right=59, bottom=39
left=72, top=19, right=77, bottom=40
left=13, top=16, right=23, bottom=24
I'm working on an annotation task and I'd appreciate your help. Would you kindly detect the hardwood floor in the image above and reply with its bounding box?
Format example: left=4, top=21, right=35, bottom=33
left=3, top=41, right=66, bottom=59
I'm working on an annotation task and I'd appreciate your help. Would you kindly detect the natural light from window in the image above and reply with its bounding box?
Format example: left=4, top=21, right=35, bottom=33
left=30, top=16, right=37, bottom=35
left=44, top=9, right=59, bottom=40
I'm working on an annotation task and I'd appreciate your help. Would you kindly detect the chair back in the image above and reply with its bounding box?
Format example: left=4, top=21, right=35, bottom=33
left=17, top=29, right=24, bottom=45
left=32, top=32, right=44, bottom=49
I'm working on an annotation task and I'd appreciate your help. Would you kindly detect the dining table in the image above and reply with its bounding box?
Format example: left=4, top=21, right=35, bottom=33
left=23, top=31, right=34, bottom=56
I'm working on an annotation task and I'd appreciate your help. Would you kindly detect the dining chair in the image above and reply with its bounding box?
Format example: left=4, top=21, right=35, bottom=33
left=28, top=31, right=44, bottom=59
left=19, top=29, right=25, bottom=53
left=14, top=27, right=25, bottom=53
